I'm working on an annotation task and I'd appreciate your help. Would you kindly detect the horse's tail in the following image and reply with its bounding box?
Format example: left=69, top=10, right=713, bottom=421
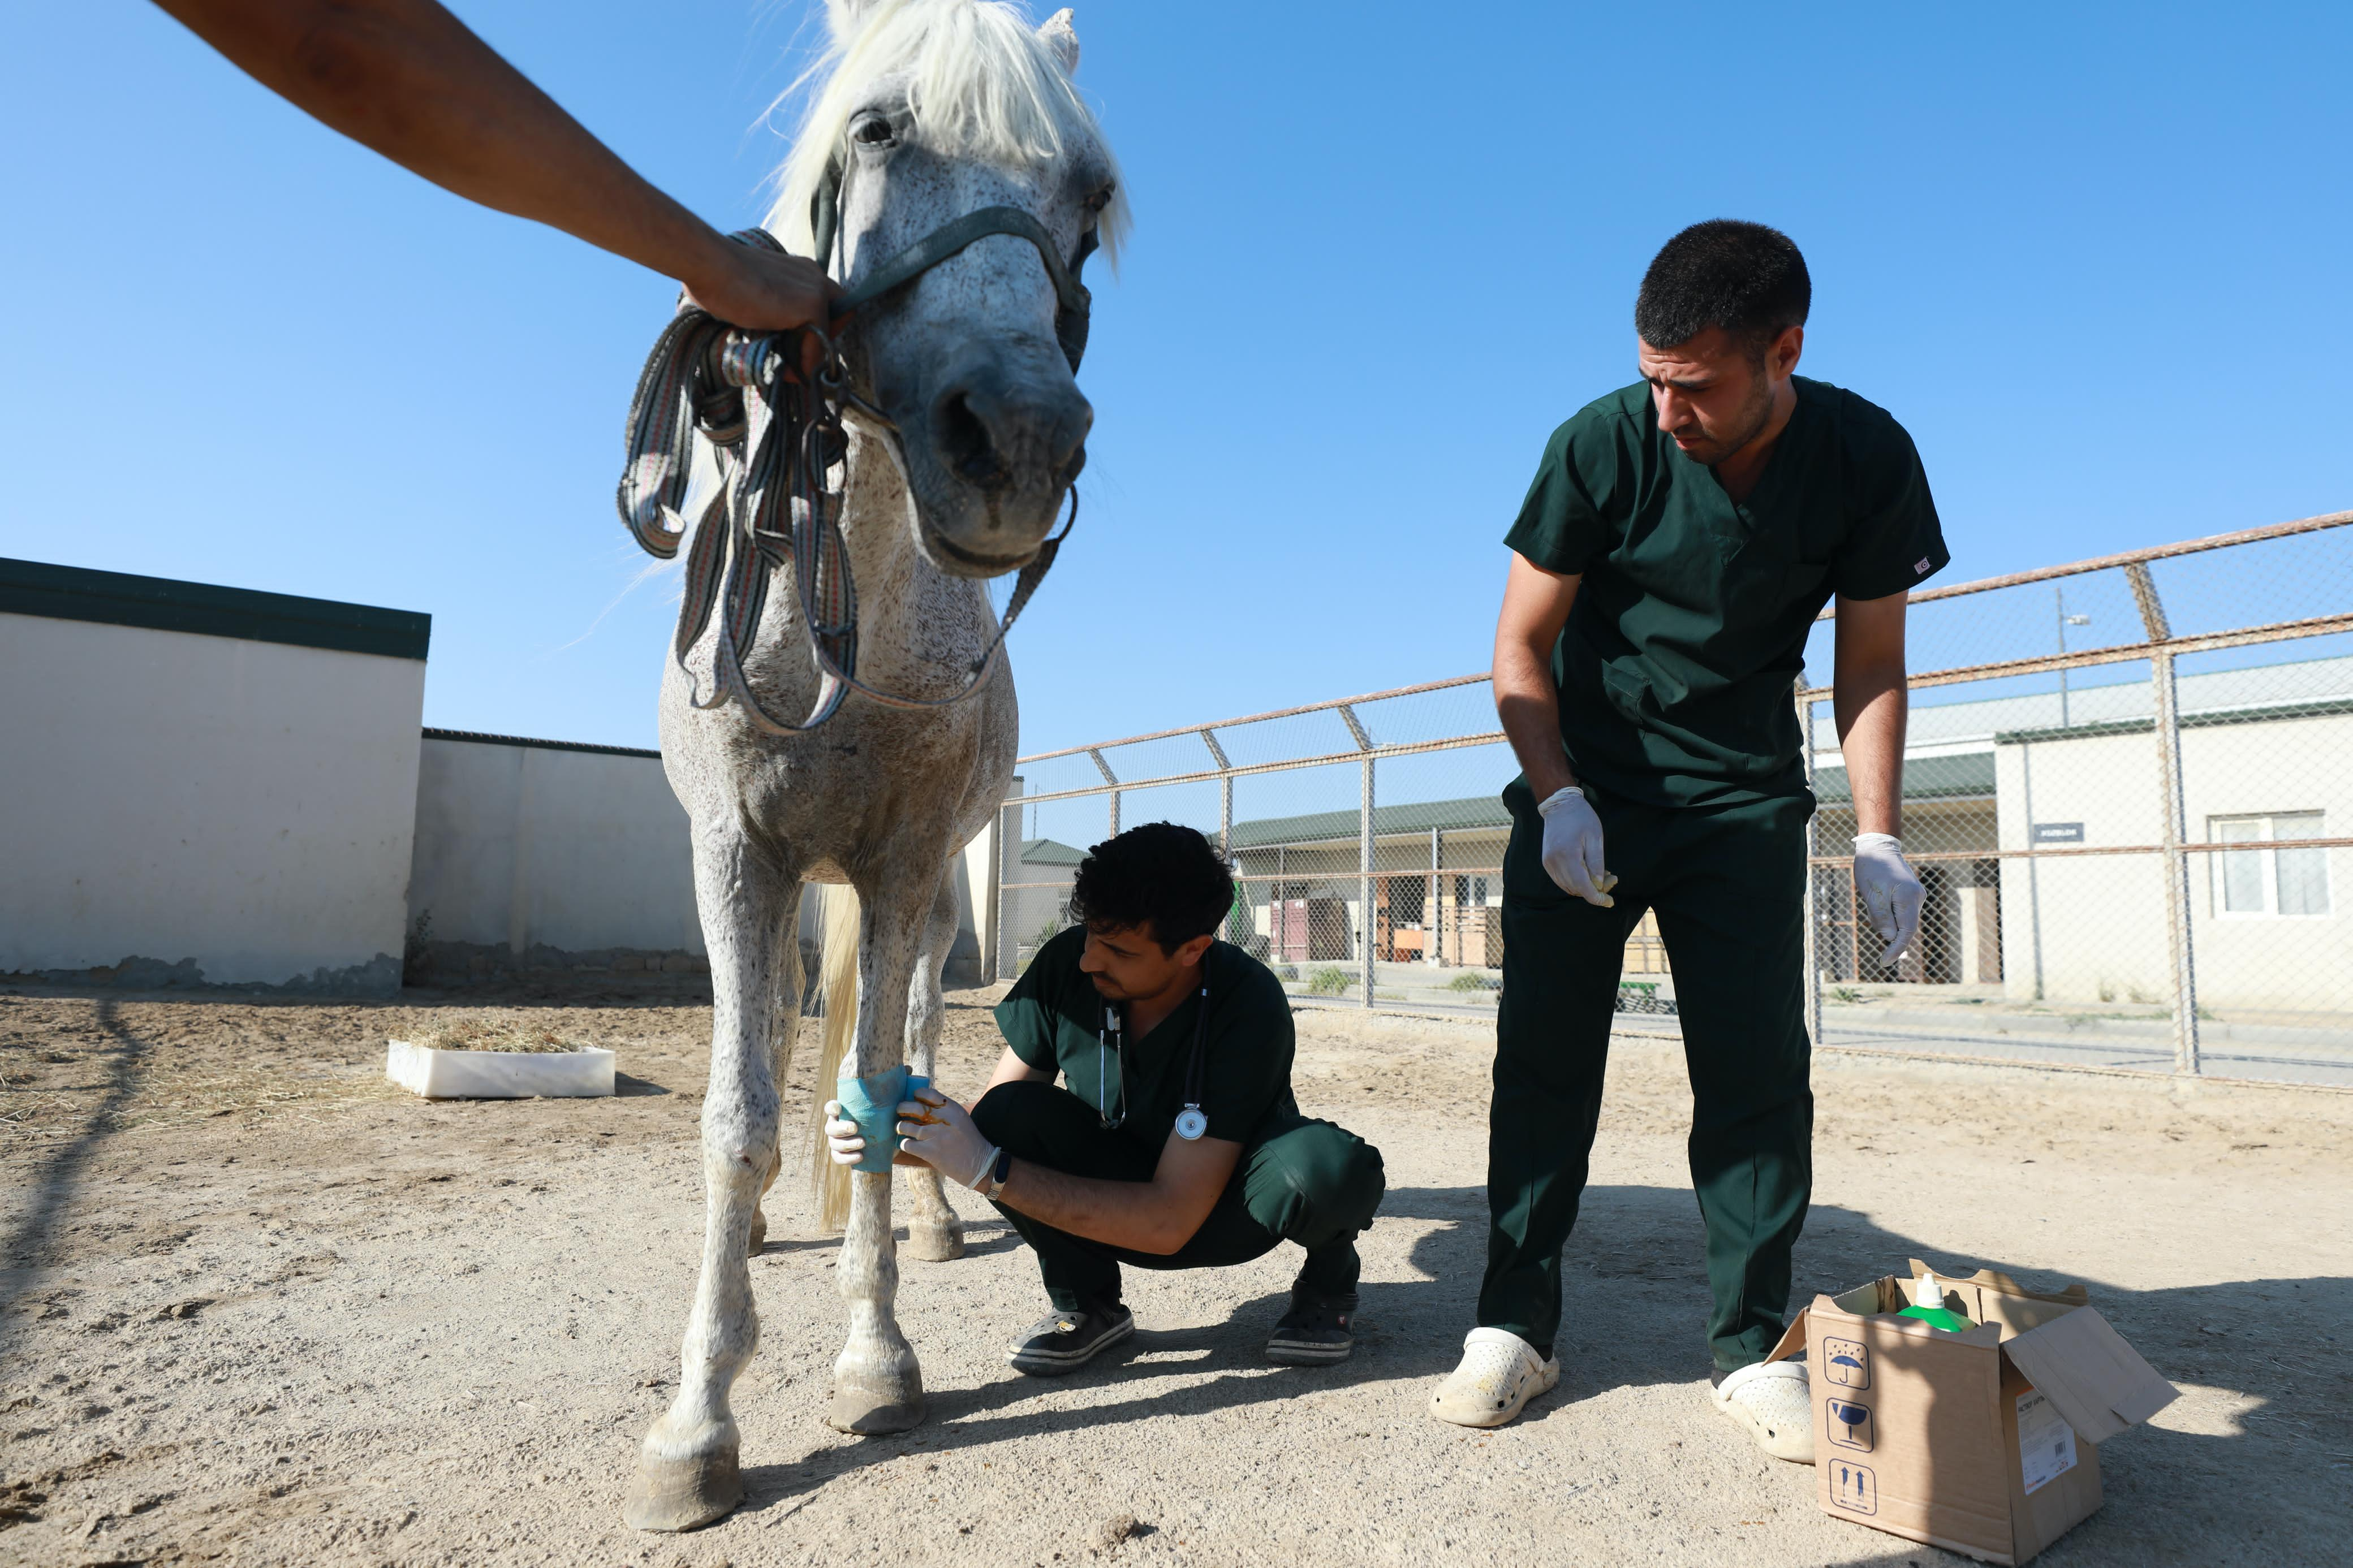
left=807, top=882, right=862, bottom=1233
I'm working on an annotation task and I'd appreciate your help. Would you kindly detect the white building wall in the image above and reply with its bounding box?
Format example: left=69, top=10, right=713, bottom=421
left=1994, top=714, right=2353, bottom=1008
left=0, top=612, right=424, bottom=991
left=2178, top=711, right=2352, bottom=1011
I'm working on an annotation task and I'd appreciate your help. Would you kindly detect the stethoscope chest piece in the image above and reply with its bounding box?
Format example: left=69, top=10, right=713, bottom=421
left=1173, top=1105, right=1208, bottom=1142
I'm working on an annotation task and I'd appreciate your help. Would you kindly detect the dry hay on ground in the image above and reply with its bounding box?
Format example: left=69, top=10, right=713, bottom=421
left=2, top=982, right=2350, bottom=1566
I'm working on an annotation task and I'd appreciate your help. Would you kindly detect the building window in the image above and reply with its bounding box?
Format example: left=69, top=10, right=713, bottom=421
left=2209, top=812, right=2329, bottom=917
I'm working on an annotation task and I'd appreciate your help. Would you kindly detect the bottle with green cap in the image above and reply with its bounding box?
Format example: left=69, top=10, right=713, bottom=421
left=1896, top=1271, right=1976, bottom=1333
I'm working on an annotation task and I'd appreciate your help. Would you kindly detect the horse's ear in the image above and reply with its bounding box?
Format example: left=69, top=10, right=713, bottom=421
left=1038, top=7, right=1080, bottom=74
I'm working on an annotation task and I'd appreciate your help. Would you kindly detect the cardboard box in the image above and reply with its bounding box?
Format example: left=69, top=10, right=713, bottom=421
left=1765, top=1258, right=2178, bottom=1565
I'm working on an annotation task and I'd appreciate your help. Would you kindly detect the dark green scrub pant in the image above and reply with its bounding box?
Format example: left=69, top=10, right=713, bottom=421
left=1481, top=779, right=1815, bottom=1373
left=972, top=1079, right=1386, bottom=1313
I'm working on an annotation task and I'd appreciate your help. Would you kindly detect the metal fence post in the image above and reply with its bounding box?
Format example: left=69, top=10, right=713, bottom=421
left=1360, top=755, right=1376, bottom=1008
left=1088, top=748, right=1119, bottom=839
left=1429, top=826, right=1443, bottom=967
left=2126, top=562, right=2201, bottom=1077
left=1203, top=728, right=1235, bottom=941
left=1798, top=688, right=1823, bottom=1047
left=2153, top=649, right=2201, bottom=1075
left=1338, top=703, right=1376, bottom=1009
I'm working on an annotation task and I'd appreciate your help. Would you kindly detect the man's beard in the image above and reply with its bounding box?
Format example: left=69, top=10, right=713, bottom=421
left=1692, top=374, right=1776, bottom=466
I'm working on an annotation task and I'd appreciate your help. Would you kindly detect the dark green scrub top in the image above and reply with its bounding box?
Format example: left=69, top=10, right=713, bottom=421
left=1505, top=375, right=1949, bottom=807
left=995, top=928, right=1298, bottom=1149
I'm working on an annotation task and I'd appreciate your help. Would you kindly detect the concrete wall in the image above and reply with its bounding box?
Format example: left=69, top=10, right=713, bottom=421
left=407, top=731, right=994, bottom=987
left=0, top=609, right=425, bottom=992
left=405, top=734, right=705, bottom=976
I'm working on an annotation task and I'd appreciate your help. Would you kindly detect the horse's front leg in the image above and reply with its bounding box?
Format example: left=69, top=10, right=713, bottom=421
left=748, top=885, right=805, bottom=1256
left=625, top=829, right=792, bottom=1531
left=902, top=865, right=967, bottom=1262
left=829, top=869, right=936, bottom=1434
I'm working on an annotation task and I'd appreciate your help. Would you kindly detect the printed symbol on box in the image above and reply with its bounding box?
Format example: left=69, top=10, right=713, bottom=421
left=1822, top=1336, right=1869, bottom=1389
left=1825, top=1397, right=1874, bottom=1452
left=1829, top=1459, right=1878, bottom=1515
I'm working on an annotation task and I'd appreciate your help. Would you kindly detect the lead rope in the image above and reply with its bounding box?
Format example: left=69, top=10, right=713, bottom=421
left=616, top=211, right=1086, bottom=734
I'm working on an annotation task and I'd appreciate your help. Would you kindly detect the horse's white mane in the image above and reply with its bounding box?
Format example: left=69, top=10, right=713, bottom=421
left=767, top=0, right=1128, bottom=260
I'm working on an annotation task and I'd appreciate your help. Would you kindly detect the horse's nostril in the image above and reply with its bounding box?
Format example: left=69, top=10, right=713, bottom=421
left=936, top=392, right=1006, bottom=489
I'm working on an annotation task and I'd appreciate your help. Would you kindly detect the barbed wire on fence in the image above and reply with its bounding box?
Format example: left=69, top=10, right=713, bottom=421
left=990, top=511, right=2353, bottom=1090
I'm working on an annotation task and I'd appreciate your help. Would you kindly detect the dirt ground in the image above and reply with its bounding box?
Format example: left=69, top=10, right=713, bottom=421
left=3, top=980, right=2350, bottom=1568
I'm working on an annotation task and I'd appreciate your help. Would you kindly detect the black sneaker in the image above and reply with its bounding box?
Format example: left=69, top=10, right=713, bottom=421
left=1007, top=1300, right=1134, bottom=1376
left=1265, top=1288, right=1358, bottom=1364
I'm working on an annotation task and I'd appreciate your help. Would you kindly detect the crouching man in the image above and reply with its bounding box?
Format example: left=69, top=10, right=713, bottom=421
left=826, top=822, right=1386, bottom=1374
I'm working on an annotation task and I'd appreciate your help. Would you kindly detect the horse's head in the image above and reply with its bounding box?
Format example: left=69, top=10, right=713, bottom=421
left=778, top=0, right=1127, bottom=579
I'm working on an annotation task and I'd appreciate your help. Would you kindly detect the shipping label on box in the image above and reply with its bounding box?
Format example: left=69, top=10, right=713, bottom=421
left=2015, top=1392, right=2078, bottom=1494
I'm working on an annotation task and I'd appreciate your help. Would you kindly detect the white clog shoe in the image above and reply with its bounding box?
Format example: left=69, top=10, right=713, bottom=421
left=1428, top=1327, right=1560, bottom=1428
left=1712, top=1359, right=1815, bottom=1462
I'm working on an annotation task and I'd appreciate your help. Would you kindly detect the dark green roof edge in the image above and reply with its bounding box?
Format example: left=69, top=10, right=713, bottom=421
left=424, top=727, right=660, bottom=760
left=1020, top=837, right=1085, bottom=865
left=1811, top=750, right=1997, bottom=805
left=0, top=556, right=430, bottom=661
left=1231, top=794, right=1511, bottom=849
left=1994, top=695, right=2353, bottom=747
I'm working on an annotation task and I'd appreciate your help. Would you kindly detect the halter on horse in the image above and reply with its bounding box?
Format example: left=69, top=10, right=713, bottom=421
left=617, top=155, right=1099, bottom=735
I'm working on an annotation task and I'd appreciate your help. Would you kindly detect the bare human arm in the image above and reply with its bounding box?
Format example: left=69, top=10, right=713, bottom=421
left=150, top=0, right=834, bottom=330
left=1830, top=591, right=1911, bottom=837
left=997, top=1132, right=1242, bottom=1257
left=1493, top=552, right=1583, bottom=800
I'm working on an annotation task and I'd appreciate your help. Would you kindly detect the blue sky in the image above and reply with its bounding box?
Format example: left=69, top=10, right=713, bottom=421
left=6, top=1, right=2348, bottom=755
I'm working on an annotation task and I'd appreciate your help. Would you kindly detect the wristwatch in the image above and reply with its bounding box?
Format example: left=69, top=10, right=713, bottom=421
left=979, top=1146, right=1012, bottom=1201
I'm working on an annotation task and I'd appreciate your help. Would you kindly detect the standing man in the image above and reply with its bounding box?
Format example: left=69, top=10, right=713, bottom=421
left=827, top=823, right=1386, bottom=1373
left=1429, top=221, right=1941, bottom=1458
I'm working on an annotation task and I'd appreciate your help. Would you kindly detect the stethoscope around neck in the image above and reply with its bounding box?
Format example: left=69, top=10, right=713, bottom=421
left=1097, top=957, right=1212, bottom=1142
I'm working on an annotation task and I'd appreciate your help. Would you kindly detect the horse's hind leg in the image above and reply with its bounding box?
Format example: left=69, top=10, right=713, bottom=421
left=902, top=865, right=966, bottom=1262
left=625, top=828, right=791, bottom=1531
left=748, top=883, right=805, bottom=1256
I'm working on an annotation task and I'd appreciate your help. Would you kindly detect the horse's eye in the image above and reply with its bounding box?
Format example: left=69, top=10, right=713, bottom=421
left=851, top=114, right=895, bottom=148
left=1082, top=183, right=1115, bottom=215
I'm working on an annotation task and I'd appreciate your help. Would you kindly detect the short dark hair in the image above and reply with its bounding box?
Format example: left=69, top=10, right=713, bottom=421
left=1068, top=821, right=1235, bottom=953
left=1634, top=219, right=1811, bottom=356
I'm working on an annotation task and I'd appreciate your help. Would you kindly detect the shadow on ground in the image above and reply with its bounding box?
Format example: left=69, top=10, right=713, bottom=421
left=1, top=1000, right=149, bottom=1359
left=728, top=1183, right=2353, bottom=1549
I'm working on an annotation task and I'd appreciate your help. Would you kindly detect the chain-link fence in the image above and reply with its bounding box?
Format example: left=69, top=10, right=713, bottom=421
left=985, top=511, right=2353, bottom=1089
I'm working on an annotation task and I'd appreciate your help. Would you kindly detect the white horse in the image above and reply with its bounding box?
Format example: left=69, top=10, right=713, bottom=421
left=623, top=0, right=1126, bottom=1532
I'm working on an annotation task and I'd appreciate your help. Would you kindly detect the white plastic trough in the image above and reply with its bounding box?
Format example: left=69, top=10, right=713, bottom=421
left=385, top=1040, right=616, bottom=1099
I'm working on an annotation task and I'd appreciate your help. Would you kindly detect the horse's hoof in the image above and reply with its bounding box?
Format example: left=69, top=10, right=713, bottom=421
left=747, top=1206, right=769, bottom=1257
left=904, top=1217, right=964, bottom=1262
left=622, top=1448, right=743, bottom=1532
left=827, top=1364, right=926, bottom=1434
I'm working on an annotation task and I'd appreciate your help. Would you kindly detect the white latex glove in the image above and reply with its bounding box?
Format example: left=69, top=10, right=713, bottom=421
left=821, top=1099, right=868, bottom=1167
left=1537, top=786, right=1617, bottom=907
left=895, top=1090, right=999, bottom=1191
left=1853, top=833, right=1923, bottom=967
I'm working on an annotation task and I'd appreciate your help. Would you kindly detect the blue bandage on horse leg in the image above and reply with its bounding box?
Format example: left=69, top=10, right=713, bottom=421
left=835, top=1065, right=910, bottom=1174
